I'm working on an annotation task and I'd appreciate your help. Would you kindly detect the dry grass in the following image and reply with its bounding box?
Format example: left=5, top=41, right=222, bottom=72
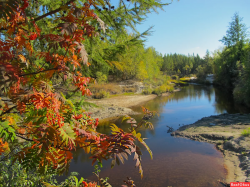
left=89, top=83, right=122, bottom=95
left=123, top=87, right=136, bottom=93
left=89, top=83, right=122, bottom=99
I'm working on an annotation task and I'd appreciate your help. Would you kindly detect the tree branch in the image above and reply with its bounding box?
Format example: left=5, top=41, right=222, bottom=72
left=16, top=134, right=34, bottom=142
left=0, top=0, right=76, bottom=32
left=34, top=0, right=76, bottom=22
left=18, top=68, right=58, bottom=77
left=0, top=106, right=17, bottom=116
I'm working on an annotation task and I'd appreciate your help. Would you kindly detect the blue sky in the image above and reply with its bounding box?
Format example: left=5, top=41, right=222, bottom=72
left=133, top=0, right=250, bottom=58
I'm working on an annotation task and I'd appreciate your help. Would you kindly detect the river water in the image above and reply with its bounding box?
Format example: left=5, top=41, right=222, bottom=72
left=58, top=84, right=250, bottom=187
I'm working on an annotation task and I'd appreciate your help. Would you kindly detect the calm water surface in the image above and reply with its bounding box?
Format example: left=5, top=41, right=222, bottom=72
left=58, top=84, right=250, bottom=187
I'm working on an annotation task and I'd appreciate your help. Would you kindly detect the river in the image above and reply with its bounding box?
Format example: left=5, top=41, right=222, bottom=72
left=58, top=84, right=250, bottom=187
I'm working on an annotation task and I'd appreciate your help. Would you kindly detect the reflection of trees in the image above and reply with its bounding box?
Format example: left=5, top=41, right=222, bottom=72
left=214, top=87, right=250, bottom=114
left=165, top=85, right=214, bottom=102
left=203, top=86, right=214, bottom=102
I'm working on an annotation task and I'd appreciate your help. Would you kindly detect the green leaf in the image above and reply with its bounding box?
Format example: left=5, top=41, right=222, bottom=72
left=59, top=123, right=76, bottom=145
left=73, top=176, right=79, bottom=186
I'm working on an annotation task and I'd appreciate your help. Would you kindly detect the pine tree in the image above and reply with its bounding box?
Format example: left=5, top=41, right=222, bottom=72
left=220, top=12, right=247, bottom=47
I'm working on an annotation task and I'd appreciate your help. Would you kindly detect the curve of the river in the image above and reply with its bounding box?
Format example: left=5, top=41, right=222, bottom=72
left=58, top=84, right=250, bottom=187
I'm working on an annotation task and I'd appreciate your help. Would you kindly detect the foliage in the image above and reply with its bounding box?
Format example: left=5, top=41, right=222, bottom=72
left=0, top=0, right=168, bottom=186
left=142, top=87, right=153, bottom=95
left=0, top=156, right=58, bottom=187
left=152, top=84, right=174, bottom=96
left=241, top=127, right=250, bottom=137
left=89, top=83, right=122, bottom=95
left=96, top=72, right=107, bottom=84
left=122, top=87, right=136, bottom=93
left=213, top=12, right=248, bottom=89
left=219, top=13, right=248, bottom=47
left=233, top=51, right=250, bottom=106
left=92, top=89, right=109, bottom=99
left=211, top=13, right=250, bottom=106
left=196, top=65, right=207, bottom=80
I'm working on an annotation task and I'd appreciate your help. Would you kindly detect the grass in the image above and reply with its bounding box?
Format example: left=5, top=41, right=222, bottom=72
left=89, top=83, right=122, bottom=99
left=122, top=87, right=136, bottom=93
left=110, top=92, right=136, bottom=97
left=89, top=83, right=122, bottom=95
left=242, top=127, right=250, bottom=137
left=152, top=84, right=174, bottom=96
left=92, top=89, right=110, bottom=99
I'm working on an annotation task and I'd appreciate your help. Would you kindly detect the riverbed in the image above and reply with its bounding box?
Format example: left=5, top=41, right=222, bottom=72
left=58, top=84, right=250, bottom=187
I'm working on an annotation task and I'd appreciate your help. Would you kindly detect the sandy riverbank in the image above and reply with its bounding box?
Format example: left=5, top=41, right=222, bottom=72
left=86, top=90, right=179, bottom=120
left=86, top=94, right=158, bottom=120
left=171, top=113, right=250, bottom=183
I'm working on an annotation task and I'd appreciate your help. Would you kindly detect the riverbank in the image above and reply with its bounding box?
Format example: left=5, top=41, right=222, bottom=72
left=87, top=89, right=180, bottom=120
left=171, top=113, right=250, bottom=183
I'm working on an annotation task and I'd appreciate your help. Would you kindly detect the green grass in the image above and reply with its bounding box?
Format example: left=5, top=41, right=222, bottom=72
left=242, top=127, right=250, bottom=137
left=109, top=92, right=136, bottom=98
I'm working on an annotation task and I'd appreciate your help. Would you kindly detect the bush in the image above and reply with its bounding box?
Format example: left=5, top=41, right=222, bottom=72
left=96, top=71, right=108, bottom=84
left=142, top=87, right=153, bottom=95
left=171, top=75, right=179, bottom=81
left=233, top=56, right=250, bottom=106
left=242, top=127, right=250, bottom=137
left=89, top=83, right=122, bottom=95
left=196, top=65, right=207, bottom=80
left=92, top=89, right=110, bottom=99
left=152, top=85, right=166, bottom=96
left=123, top=87, right=136, bottom=93
left=166, top=85, right=174, bottom=92
left=152, top=84, right=174, bottom=95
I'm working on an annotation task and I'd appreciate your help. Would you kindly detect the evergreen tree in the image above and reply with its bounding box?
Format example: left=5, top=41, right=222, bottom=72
left=220, top=13, right=248, bottom=47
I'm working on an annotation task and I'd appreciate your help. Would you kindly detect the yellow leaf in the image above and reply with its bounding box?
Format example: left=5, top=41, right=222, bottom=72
left=83, top=146, right=90, bottom=154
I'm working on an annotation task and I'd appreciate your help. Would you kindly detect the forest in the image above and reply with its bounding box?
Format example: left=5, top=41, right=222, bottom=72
left=0, top=0, right=250, bottom=186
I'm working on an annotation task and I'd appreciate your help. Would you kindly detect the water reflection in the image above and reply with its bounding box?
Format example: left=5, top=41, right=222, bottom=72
left=57, top=84, right=250, bottom=186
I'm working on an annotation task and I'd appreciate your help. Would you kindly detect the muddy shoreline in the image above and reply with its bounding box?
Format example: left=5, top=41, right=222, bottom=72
left=171, top=113, right=250, bottom=183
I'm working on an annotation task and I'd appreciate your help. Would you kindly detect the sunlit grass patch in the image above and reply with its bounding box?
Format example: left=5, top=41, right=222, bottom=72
left=242, top=127, right=250, bottom=137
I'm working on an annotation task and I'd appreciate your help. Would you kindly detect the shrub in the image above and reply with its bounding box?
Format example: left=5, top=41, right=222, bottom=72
left=93, top=89, right=110, bottom=99
left=196, top=65, right=207, bottom=80
left=96, top=71, right=108, bottom=84
left=171, top=75, right=179, bottom=81
left=152, top=85, right=166, bottom=95
left=166, top=85, right=174, bottom=92
left=233, top=56, right=250, bottom=106
left=242, top=127, right=250, bottom=137
left=123, top=87, right=136, bottom=93
left=89, top=83, right=122, bottom=95
left=151, top=84, right=174, bottom=95
left=142, top=87, right=153, bottom=95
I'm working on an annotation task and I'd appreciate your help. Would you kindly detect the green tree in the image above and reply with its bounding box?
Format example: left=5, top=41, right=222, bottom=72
left=220, top=13, right=247, bottom=47
left=214, top=13, right=249, bottom=89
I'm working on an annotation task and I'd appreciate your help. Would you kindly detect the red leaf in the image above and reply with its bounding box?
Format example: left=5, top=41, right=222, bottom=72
left=29, top=33, right=37, bottom=40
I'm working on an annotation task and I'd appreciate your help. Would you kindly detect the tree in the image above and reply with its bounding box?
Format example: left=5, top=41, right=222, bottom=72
left=214, top=13, right=249, bottom=89
left=203, top=50, right=213, bottom=74
left=220, top=12, right=247, bottom=47
left=0, top=0, right=167, bottom=186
